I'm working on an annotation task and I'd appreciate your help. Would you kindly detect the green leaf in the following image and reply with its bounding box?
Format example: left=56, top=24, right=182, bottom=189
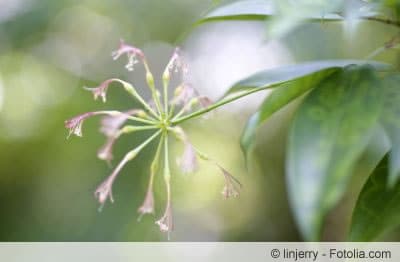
left=227, top=60, right=385, bottom=95
left=240, top=68, right=338, bottom=163
left=267, top=0, right=344, bottom=38
left=197, top=0, right=384, bottom=38
left=287, top=65, right=383, bottom=241
left=348, top=154, right=400, bottom=241
left=235, top=60, right=386, bottom=162
left=203, top=0, right=275, bottom=22
left=380, top=75, right=400, bottom=188
left=201, top=0, right=342, bottom=23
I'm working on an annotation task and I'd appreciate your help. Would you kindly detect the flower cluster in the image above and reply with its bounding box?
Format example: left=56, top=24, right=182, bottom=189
left=64, top=39, right=241, bottom=239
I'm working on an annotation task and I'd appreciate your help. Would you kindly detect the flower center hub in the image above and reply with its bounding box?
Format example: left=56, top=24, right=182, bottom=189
left=159, top=116, right=170, bottom=131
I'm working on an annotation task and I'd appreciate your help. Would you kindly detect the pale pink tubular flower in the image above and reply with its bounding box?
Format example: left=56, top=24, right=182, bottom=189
left=111, top=39, right=146, bottom=71
left=94, top=156, right=129, bottom=210
left=97, top=136, right=117, bottom=164
left=165, top=47, right=187, bottom=75
left=137, top=188, right=155, bottom=220
left=83, top=79, right=115, bottom=103
left=198, top=96, right=213, bottom=108
left=178, top=140, right=198, bottom=174
left=172, top=83, right=196, bottom=106
left=173, top=127, right=198, bottom=174
left=198, top=96, right=214, bottom=119
left=155, top=203, right=173, bottom=237
left=99, top=109, right=142, bottom=137
left=64, top=111, right=100, bottom=138
left=217, top=165, right=242, bottom=199
left=97, top=109, right=146, bottom=163
left=94, top=174, right=116, bottom=208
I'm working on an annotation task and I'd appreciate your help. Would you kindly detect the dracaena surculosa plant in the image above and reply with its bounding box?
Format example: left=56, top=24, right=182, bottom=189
left=64, top=40, right=242, bottom=239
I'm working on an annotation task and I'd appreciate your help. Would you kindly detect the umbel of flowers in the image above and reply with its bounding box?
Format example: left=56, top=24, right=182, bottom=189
left=65, top=40, right=241, bottom=239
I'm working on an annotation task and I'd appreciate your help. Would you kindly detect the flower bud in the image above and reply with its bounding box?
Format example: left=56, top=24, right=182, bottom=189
left=146, top=71, right=155, bottom=89
left=136, top=110, right=148, bottom=119
left=162, top=69, right=171, bottom=88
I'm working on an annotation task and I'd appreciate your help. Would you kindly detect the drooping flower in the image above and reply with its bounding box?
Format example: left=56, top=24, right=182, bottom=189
left=172, top=127, right=198, bottom=174
left=99, top=109, right=143, bottom=137
left=97, top=109, right=148, bottom=164
left=155, top=203, right=173, bottom=236
left=198, top=96, right=213, bottom=108
left=217, top=165, right=242, bottom=199
left=97, top=136, right=117, bottom=164
left=137, top=188, right=155, bottom=220
left=94, top=174, right=116, bottom=208
left=172, top=84, right=196, bottom=106
left=111, top=39, right=146, bottom=71
left=178, top=140, right=198, bottom=174
left=64, top=112, right=97, bottom=138
left=84, top=79, right=115, bottom=103
left=164, top=47, right=187, bottom=75
left=94, top=156, right=130, bottom=209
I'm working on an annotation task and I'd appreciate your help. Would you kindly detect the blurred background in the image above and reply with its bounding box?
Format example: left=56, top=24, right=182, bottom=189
left=0, top=0, right=399, bottom=241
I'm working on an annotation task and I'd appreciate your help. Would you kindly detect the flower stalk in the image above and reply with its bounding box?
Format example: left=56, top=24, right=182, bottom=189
left=138, top=134, right=164, bottom=220
left=156, top=134, right=173, bottom=239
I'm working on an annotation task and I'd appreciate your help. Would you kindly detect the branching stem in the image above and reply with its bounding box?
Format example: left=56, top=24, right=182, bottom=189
left=171, top=87, right=270, bottom=125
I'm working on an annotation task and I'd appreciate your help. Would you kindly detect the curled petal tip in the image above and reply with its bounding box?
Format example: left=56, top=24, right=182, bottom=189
left=155, top=204, right=173, bottom=234
left=217, top=165, right=242, bottom=199
left=94, top=174, right=117, bottom=207
left=64, top=112, right=94, bottom=138
left=111, top=40, right=145, bottom=71
left=83, top=79, right=114, bottom=103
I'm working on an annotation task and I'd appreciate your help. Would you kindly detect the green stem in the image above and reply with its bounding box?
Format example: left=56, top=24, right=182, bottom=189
left=171, top=104, right=189, bottom=121
left=171, top=98, right=199, bottom=121
left=365, top=34, right=400, bottom=60
left=168, top=101, right=176, bottom=118
left=171, top=87, right=269, bottom=125
left=149, top=133, right=164, bottom=188
left=163, top=82, right=169, bottom=116
left=144, top=63, right=163, bottom=116
left=362, top=16, right=400, bottom=28
left=124, top=130, right=162, bottom=161
left=111, top=79, right=160, bottom=119
left=126, top=115, right=157, bottom=125
left=117, top=125, right=159, bottom=137
left=134, top=130, right=162, bottom=153
left=92, top=110, right=155, bottom=125
left=163, top=132, right=171, bottom=183
left=163, top=132, right=171, bottom=208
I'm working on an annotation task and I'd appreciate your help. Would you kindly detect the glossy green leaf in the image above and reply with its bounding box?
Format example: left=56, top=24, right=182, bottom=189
left=201, top=0, right=342, bottom=23
left=348, top=154, right=400, bottom=241
left=287, top=65, right=383, bottom=241
left=198, top=0, right=384, bottom=38
left=235, top=60, right=386, bottom=163
left=267, top=0, right=343, bottom=38
left=240, top=68, right=338, bottom=162
left=227, top=60, right=385, bottom=95
left=380, top=75, right=400, bottom=188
